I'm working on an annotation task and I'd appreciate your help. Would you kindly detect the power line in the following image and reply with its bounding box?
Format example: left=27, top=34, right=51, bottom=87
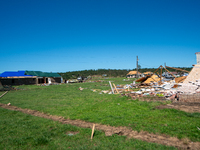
left=138, top=62, right=157, bottom=68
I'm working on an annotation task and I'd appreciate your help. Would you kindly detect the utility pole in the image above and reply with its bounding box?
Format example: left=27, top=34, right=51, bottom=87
left=136, top=56, right=138, bottom=79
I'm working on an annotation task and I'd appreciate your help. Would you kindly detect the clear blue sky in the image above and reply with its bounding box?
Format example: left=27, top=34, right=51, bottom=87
left=0, top=0, right=200, bottom=73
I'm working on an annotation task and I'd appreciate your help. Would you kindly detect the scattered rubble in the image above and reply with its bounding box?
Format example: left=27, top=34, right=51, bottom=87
left=80, top=64, right=200, bottom=104
left=127, top=65, right=200, bottom=102
left=79, top=87, right=84, bottom=91
left=88, top=76, right=200, bottom=103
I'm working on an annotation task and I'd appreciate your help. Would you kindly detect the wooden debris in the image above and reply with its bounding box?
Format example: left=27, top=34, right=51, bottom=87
left=78, top=87, right=84, bottom=91
left=175, top=76, right=186, bottom=83
left=109, top=81, right=114, bottom=94
left=0, top=91, right=8, bottom=98
left=91, top=124, right=95, bottom=139
left=113, top=83, right=119, bottom=94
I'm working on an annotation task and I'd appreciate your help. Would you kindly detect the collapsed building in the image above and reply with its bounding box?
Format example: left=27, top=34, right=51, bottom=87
left=131, top=52, right=200, bottom=102
left=0, top=71, right=62, bottom=85
left=175, top=52, right=200, bottom=95
left=126, top=71, right=142, bottom=78
left=143, top=71, right=153, bottom=76
left=176, top=63, right=200, bottom=102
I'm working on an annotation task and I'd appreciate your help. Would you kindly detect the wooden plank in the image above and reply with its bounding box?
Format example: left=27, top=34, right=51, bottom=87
left=0, top=91, right=8, bottom=98
left=91, top=124, right=95, bottom=139
left=109, top=81, right=114, bottom=94
left=153, top=65, right=162, bottom=74
left=113, top=83, right=119, bottom=94
left=135, top=77, right=146, bottom=82
left=166, top=66, right=190, bottom=73
left=162, top=67, right=176, bottom=78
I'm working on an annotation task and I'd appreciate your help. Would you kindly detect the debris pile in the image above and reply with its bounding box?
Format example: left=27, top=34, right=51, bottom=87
left=79, top=87, right=84, bottom=91
left=87, top=76, right=200, bottom=102
left=124, top=82, right=178, bottom=101
left=85, top=64, right=200, bottom=103
left=114, top=65, right=200, bottom=102
left=128, top=78, right=200, bottom=102
left=177, top=81, right=200, bottom=94
left=128, top=65, right=200, bottom=102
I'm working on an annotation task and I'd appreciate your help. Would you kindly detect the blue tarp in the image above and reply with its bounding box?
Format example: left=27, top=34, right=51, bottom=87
left=0, top=71, right=33, bottom=77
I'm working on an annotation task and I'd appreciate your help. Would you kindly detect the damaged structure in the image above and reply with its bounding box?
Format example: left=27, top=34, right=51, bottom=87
left=126, top=71, right=142, bottom=78
left=143, top=72, right=153, bottom=76
left=130, top=52, right=200, bottom=102
left=102, top=53, right=200, bottom=103
left=0, top=71, right=62, bottom=85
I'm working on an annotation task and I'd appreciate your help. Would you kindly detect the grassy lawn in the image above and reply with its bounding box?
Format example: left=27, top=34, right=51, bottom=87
left=0, top=107, right=176, bottom=150
left=1, top=78, right=200, bottom=142
left=0, top=91, right=6, bottom=95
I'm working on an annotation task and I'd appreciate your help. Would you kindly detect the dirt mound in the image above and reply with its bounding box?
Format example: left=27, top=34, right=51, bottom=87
left=156, top=102, right=200, bottom=113
left=0, top=103, right=200, bottom=149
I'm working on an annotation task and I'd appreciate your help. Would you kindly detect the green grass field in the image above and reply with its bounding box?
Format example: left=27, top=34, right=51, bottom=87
left=0, top=77, right=200, bottom=149
left=0, top=107, right=176, bottom=150
left=0, top=91, right=6, bottom=95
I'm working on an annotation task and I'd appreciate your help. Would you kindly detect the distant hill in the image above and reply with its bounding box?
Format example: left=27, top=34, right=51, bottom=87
left=58, top=67, right=192, bottom=80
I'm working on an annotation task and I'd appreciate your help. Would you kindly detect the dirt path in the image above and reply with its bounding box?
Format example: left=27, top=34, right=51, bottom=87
left=0, top=103, right=200, bottom=149
left=156, top=102, right=200, bottom=113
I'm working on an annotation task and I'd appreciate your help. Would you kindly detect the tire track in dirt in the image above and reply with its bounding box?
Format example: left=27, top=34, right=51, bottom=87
left=0, top=103, right=200, bottom=149
left=156, top=102, right=200, bottom=113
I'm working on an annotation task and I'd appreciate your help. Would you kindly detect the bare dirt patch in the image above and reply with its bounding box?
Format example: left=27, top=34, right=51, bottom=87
left=156, top=102, right=200, bottom=113
left=0, top=103, right=200, bottom=149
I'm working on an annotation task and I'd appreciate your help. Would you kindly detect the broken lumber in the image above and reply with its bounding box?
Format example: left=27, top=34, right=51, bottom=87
left=113, top=83, right=119, bottom=94
left=109, top=81, right=114, bottom=94
left=91, top=124, right=95, bottom=139
left=0, top=91, right=8, bottom=98
left=166, top=66, right=190, bottom=73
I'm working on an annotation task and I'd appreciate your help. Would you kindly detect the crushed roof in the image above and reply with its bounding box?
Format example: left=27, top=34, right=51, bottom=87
left=127, top=71, right=141, bottom=75
left=143, top=72, right=153, bottom=75
left=25, top=71, right=61, bottom=77
left=143, top=75, right=160, bottom=84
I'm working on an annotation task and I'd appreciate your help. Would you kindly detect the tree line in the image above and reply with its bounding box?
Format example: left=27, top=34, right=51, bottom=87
left=58, top=67, right=192, bottom=80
